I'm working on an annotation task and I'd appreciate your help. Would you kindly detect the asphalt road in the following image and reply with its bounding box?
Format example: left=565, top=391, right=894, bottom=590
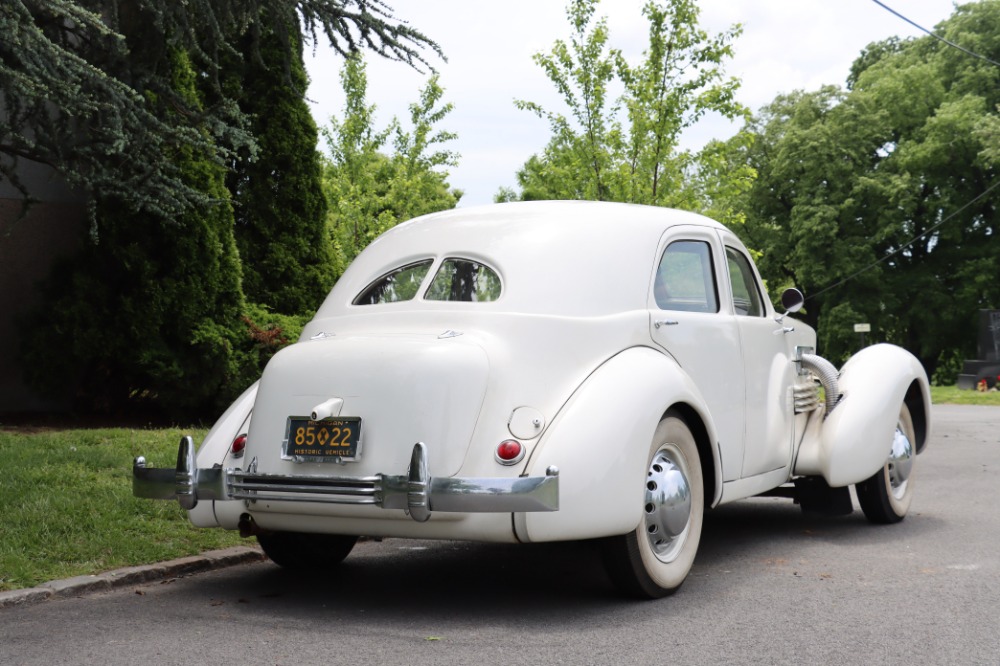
left=2, top=404, right=998, bottom=665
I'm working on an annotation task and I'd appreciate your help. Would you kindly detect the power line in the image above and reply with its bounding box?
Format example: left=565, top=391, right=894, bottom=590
left=807, top=176, right=1000, bottom=301
left=870, top=0, right=1000, bottom=68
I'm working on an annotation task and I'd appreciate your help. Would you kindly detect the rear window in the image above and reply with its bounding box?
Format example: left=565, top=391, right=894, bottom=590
left=353, top=260, right=433, bottom=305
left=425, top=259, right=501, bottom=302
left=352, top=258, right=501, bottom=305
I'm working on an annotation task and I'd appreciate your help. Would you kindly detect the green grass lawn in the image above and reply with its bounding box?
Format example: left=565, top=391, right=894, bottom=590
left=929, top=385, right=1000, bottom=405
left=1, top=385, right=996, bottom=592
left=0, top=427, right=246, bottom=592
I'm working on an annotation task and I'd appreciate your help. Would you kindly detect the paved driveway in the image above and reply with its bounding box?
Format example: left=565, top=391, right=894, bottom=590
left=2, top=404, right=997, bottom=665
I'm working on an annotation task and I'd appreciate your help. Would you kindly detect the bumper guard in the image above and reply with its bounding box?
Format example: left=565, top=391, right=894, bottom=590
left=133, top=437, right=559, bottom=522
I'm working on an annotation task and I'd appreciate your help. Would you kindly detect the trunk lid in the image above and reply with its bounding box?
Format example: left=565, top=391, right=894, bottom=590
left=246, top=333, right=489, bottom=477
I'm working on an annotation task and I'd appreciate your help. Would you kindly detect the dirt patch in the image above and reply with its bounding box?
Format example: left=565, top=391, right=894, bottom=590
left=0, top=424, right=63, bottom=435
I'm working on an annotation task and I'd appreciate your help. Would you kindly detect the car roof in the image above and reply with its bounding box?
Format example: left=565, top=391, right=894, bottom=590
left=319, top=201, right=728, bottom=318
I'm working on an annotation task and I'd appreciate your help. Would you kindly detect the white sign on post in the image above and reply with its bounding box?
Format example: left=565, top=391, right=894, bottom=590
left=854, top=323, right=871, bottom=333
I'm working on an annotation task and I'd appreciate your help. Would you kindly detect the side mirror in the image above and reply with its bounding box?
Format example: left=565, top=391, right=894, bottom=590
left=780, top=288, right=805, bottom=314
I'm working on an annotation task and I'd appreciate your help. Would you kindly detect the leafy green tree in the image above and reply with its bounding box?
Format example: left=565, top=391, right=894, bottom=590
left=0, top=0, right=440, bottom=220
left=227, top=6, right=334, bottom=315
left=727, top=86, right=888, bottom=329
left=323, top=54, right=461, bottom=275
left=503, top=0, right=754, bottom=227
left=728, top=1, right=1000, bottom=376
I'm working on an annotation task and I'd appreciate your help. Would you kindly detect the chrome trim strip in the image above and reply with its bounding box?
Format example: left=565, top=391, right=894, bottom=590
left=175, top=436, right=197, bottom=510
left=133, top=449, right=226, bottom=505
left=426, top=474, right=559, bottom=513
left=407, top=442, right=431, bottom=522
left=792, top=382, right=821, bottom=414
left=231, top=480, right=379, bottom=494
left=133, top=439, right=560, bottom=520
left=132, top=460, right=177, bottom=500
left=230, top=492, right=380, bottom=506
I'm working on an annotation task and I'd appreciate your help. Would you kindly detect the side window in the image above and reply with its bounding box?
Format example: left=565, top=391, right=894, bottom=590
left=726, top=247, right=764, bottom=317
left=424, top=259, right=502, bottom=302
left=654, top=240, right=719, bottom=313
left=353, top=260, right=433, bottom=305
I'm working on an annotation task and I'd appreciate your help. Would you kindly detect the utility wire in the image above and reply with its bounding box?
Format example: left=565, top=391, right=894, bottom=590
left=807, top=176, right=1000, bottom=301
left=870, top=0, right=1000, bottom=68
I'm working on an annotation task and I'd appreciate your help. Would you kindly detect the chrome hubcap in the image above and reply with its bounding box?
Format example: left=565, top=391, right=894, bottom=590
left=887, top=422, right=914, bottom=500
left=643, top=448, right=691, bottom=562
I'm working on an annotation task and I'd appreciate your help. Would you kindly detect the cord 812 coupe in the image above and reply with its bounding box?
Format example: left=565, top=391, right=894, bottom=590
left=134, top=201, right=931, bottom=598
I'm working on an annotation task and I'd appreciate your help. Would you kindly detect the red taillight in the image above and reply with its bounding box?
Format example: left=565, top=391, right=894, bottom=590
left=231, top=433, right=247, bottom=457
left=495, top=439, right=524, bottom=465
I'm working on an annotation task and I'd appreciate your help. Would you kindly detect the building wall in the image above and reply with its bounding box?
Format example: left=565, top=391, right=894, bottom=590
left=0, top=159, right=85, bottom=412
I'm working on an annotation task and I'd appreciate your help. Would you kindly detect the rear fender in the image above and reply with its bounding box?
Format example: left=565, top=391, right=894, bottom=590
left=517, top=347, right=719, bottom=543
left=187, top=381, right=258, bottom=527
left=794, top=344, right=930, bottom=487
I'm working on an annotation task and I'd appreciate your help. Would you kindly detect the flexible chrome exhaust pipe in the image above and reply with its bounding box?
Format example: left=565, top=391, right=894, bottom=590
left=799, top=353, right=841, bottom=416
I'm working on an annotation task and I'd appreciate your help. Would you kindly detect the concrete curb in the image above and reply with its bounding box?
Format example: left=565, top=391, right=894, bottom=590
left=0, top=546, right=266, bottom=610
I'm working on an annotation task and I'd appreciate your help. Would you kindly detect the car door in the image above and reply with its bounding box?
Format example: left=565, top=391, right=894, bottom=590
left=721, top=236, right=798, bottom=478
left=649, top=226, right=745, bottom=482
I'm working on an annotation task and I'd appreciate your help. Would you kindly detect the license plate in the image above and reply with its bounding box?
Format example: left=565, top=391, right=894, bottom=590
left=283, top=417, right=362, bottom=462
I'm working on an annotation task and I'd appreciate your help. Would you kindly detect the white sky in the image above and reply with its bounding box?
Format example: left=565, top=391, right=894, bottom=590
left=304, top=0, right=963, bottom=206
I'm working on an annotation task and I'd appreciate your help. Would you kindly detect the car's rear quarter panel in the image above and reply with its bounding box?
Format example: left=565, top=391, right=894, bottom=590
left=517, top=346, right=718, bottom=542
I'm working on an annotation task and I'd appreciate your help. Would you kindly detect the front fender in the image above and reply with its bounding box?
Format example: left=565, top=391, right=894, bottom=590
left=794, top=344, right=930, bottom=487
left=517, top=346, right=719, bottom=543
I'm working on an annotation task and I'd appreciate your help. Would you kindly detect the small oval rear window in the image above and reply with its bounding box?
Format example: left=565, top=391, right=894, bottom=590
left=353, top=260, right=433, bottom=305
left=424, top=259, right=501, bottom=302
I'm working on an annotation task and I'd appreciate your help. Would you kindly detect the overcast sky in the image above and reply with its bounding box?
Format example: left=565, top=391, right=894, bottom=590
left=304, top=0, right=964, bottom=206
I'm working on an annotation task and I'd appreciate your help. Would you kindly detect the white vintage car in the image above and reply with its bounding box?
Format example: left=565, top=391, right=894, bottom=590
left=134, top=200, right=931, bottom=598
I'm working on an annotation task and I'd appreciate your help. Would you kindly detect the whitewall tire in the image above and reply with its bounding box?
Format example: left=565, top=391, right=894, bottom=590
left=856, top=403, right=916, bottom=524
left=602, top=413, right=704, bottom=598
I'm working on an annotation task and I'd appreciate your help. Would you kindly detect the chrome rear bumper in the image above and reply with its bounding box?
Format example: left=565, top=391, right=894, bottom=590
left=133, top=437, right=559, bottom=522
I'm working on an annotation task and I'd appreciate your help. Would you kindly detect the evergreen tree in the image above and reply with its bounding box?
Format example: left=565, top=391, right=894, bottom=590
left=227, top=6, right=334, bottom=315
left=5, top=1, right=441, bottom=416
left=23, top=50, right=248, bottom=418
left=0, top=0, right=440, bottom=220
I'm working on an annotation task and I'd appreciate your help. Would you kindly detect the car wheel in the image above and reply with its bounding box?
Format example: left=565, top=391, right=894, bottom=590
left=602, top=414, right=704, bottom=598
left=856, top=403, right=916, bottom=524
left=257, top=532, right=358, bottom=569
